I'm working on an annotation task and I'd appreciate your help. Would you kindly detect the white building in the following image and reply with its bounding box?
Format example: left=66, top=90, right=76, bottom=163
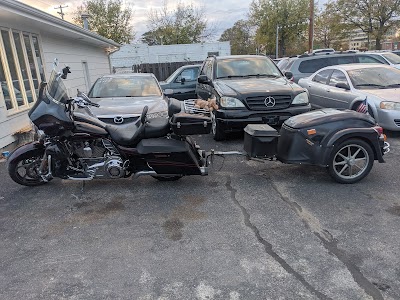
left=0, top=0, right=120, bottom=151
left=111, top=42, right=231, bottom=68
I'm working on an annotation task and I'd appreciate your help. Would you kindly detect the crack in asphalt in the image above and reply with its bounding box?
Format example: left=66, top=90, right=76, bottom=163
left=225, top=175, right=332, bottom=300
left=269, top=180, right=384, bottom=300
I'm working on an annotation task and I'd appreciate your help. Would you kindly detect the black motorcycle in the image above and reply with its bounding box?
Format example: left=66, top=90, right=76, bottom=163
left=7, top=66, right=212, bottom=186
left=7, top=65, right=390, bottom=186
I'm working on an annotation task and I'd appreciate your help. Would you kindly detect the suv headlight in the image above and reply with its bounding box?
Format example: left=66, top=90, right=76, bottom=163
left=147, top=111, right=168, bottom=119
left=220, top=96, right=245, bottom=108
left=380, top=101, right=400, bottom=111
left=292, top=92, right=309, bottom=105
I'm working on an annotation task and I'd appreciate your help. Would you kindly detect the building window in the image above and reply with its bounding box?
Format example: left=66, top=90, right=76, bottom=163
left=0, top=28, right=45, bottom=112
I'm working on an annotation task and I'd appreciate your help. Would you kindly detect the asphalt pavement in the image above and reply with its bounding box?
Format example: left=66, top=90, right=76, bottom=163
left=0, top=132, right=399, bottom=300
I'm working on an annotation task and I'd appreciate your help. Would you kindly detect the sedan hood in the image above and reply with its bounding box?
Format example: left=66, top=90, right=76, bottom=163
left=89, top=96, right=168, bottom=116
left=363, top=88, right=400, bottom=103
left=214, top=77, right=297, bottom=97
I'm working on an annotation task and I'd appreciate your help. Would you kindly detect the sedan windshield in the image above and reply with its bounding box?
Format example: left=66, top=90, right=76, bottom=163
left=216, top=57, right=282, bottom=79
left=89, top=76, right=162, bottom=98
left=348, top=67, right=400, bottom=89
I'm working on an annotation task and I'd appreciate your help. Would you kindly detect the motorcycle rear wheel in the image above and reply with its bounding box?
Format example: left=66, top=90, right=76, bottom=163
left=8, top=154, right=48, bottom=186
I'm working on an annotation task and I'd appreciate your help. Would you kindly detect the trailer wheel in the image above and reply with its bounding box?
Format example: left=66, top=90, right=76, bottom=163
left=328, top=139, right=374, bottom=184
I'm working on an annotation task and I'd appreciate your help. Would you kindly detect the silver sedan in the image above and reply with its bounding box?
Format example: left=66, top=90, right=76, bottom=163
left=298, top=64, right=400, bottom=131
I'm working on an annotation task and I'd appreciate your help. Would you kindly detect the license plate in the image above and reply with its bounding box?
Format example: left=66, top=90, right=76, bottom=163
left=263, top=116, right=279, bottom=125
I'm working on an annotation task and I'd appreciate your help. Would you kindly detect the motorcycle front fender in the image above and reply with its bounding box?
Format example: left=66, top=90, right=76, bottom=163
left=7, top=141, right=45, bottom=166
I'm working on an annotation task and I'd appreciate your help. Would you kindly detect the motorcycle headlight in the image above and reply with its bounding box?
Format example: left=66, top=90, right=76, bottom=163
left=292, top=92, right=309, bottom=105
left=147, top=111, right=169, bottom=119
left=220, top=96, right=245, bottom=108
left=380, top=101, right=400, bottom=111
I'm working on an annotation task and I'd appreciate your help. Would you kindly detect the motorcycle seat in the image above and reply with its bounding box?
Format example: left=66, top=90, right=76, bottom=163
left=143, top=117, right=171, bottom=138
left=106, top=117, right=170, bottom=146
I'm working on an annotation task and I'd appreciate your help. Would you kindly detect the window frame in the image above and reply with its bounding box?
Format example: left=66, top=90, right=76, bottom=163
left=0, top=28, right=45, bottom=115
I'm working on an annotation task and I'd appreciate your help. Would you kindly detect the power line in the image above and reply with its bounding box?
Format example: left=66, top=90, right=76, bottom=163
left=54, top=4, right=68, bottom=20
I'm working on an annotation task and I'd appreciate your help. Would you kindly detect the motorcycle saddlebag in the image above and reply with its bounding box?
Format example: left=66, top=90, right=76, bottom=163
left=244, top=124, right=279, bottom=158
left=170, top=113, right=212, bottom=135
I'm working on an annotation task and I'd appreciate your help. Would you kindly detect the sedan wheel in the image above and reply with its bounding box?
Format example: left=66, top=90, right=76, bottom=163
left=328, top=139, right=374, bottom=184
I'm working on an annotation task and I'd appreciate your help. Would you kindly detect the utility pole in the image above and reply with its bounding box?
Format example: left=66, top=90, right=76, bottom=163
left=54, top=4, right=68, bottom=20
left=276, top=24, right=279, bottom=59
left=308, top=0, right=314, bottom=53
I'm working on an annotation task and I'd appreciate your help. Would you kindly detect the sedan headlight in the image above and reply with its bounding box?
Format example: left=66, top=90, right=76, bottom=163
left=147, top=111, right=168, bottom=119
left=380, top=101, right=400, bottom=111
left=292, top=92, right=309, bottom=105
left=220, top=96, right=245, bottom=108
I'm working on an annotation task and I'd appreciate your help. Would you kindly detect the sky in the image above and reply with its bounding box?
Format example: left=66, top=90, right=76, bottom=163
left=19, top=0, right=327, bottom=42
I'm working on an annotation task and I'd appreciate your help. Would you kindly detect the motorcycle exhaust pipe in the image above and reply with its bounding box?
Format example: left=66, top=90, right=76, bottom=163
left=133, top=171, right=157, bottom=179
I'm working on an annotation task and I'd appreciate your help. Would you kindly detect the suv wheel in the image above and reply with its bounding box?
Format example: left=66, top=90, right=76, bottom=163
left=211, top=111, right=226, bottom=141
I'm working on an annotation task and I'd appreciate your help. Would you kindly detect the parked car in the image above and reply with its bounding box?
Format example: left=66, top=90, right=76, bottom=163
left=392, top=50, right=400, bottom=56
left=363, top=51, right=400, bottom=69
left=159, top=64, right=201, bottom=100
left=298, top=64, right=400, bottom=131
left=87, top=73, right=169, bottom=125
left=312, top=48, right=335, bottom=55
left=195, top=55, right=311, bottom=140
left=281, top=52, right=390, bottom=83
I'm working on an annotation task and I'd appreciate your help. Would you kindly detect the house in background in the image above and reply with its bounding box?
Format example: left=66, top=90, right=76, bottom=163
left=0, top=0, right=120, bottom=151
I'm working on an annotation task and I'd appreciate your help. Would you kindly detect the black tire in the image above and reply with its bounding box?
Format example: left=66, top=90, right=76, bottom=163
left=211, top=111, right=226, bottom=141
left=8, top=152, right=48, bottom=186
left=328, top=139, right=374, bottom=184
left=151, top=175, right=183, bottom=181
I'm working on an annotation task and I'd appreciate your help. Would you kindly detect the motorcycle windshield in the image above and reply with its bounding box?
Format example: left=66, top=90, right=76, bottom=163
left=46, top=70, right=69, bottom=104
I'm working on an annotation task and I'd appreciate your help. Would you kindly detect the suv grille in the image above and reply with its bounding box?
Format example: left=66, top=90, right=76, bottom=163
left=246, top=95, right=292, bottom=110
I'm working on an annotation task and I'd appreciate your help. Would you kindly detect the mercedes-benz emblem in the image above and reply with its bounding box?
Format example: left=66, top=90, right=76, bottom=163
left=113, top=116, right=124, bottom=124
left=264, top=96, right=276, bottom=107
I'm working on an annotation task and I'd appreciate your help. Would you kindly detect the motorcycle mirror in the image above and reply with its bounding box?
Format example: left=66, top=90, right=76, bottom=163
left=141, top=106, right=149, bottom=124
left=61, top=66, right=71, bottom=79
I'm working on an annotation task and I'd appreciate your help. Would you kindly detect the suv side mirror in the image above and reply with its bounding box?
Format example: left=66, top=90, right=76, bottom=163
left=180, top=77, right=186, bottom=84
left=198, top=75, right=211, bottom=85
left=284, top=71, right=293, bottom=80
left=336, top=82, right=350, bottom=90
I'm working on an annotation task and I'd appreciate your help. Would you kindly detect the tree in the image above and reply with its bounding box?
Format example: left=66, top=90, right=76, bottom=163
left=142, top=2, right=214, bottom=45
left=73, top=0, right=134, bottom=44
left=314, top=2, right=347, bottom=49
left=249, top=0, right=309, bottom=57
left=219, top=20, right=256, bottom=55
left=333, top=0, right=400, bottom=50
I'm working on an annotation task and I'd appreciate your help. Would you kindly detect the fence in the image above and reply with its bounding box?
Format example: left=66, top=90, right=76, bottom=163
left=113, top=61, right=203, bottom=81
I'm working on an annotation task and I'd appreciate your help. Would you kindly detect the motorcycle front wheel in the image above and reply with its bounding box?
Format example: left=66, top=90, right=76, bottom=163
left=8, top=153, right=48, bottom=186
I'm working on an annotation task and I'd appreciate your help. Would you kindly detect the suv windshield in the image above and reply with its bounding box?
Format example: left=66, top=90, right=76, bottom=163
left=381, top=53, right=400, bottom=64
left=216, top=57, right=282, bottom=79
left=89, top=76, right=162, bottom=98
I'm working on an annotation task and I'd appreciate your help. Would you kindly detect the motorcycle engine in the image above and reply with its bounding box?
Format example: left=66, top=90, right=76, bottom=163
left=71, top=139, right=127, bottom=179
left=104, top=156, right=125, bottom=178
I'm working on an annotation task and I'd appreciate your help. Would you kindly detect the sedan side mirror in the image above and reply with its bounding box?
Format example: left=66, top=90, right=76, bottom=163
left=284, top=71, right=293, bottom=80
left=336, top=82, right=350, bottom=90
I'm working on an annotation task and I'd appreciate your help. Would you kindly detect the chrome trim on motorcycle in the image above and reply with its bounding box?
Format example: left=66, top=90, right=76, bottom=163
left=40, top=155, right=53, bottom=182
left=384, top=141, right=390, bottom=154
left=133, top=171, right=157, bottom=178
